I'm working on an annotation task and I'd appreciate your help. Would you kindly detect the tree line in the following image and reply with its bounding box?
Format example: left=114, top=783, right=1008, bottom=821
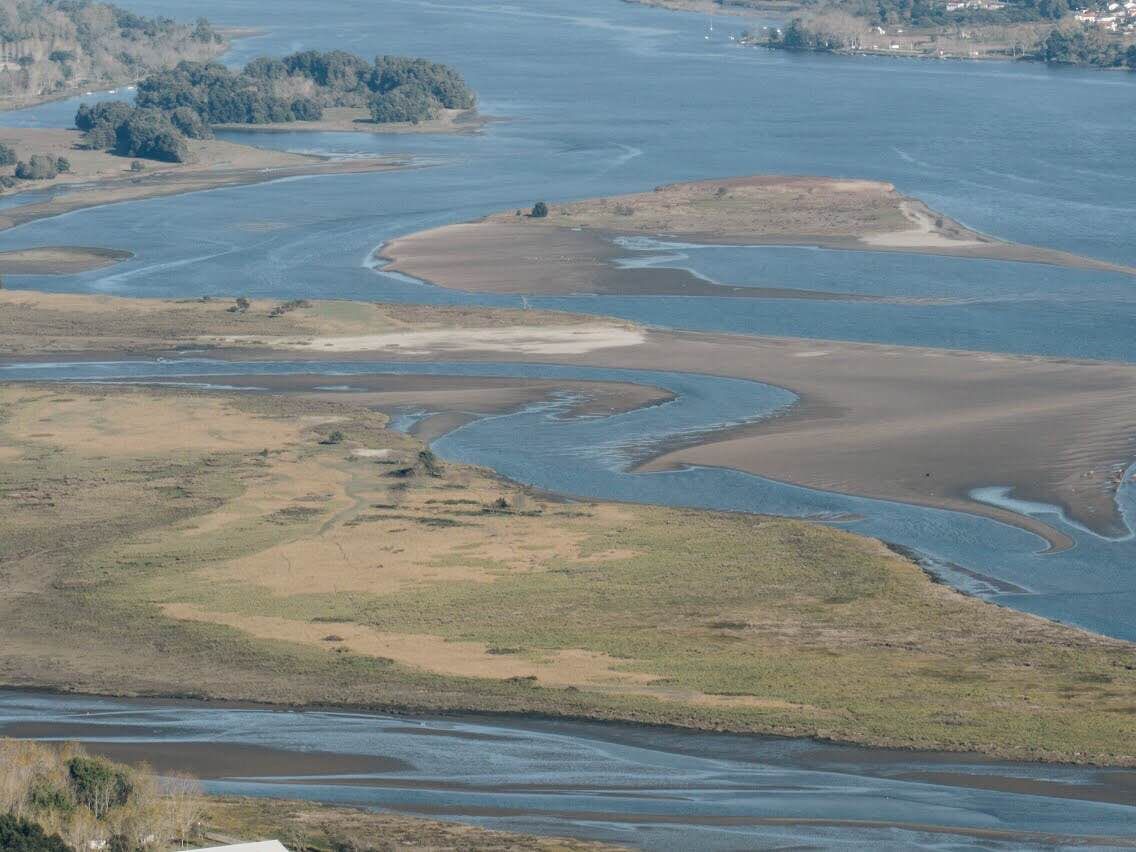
left=70, top=49, right=477, bottom=164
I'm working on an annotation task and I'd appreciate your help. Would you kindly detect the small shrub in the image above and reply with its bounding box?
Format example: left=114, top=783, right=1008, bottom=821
left=130, top=160, right=145, bottom=172
left=531, top=201, right=549, bottom=218
left=15, top=154, right=58, bottom=180
left=0, top=143, right=16, bottom=166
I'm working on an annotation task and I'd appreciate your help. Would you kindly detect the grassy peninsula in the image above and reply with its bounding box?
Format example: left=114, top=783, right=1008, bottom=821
left=1, top=294, right=1134, bottom=766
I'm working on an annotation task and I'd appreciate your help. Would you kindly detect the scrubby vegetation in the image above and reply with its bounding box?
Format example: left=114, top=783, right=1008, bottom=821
left=69, top=49, right=476, bottom=163
left=75, top=101, right=187, bottom=162
left=0, top=0, right=225, bottom=107
left=0, top=740, right=200, bottom=851
left=13, top=152, right=66, bottom=179
left=749, top=0, right=1135, bottom=67
left=132, top=51, right=476, bottom=127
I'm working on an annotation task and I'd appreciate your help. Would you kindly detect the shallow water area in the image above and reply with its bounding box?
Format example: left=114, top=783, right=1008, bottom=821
left=2, top=690, right=1135, bottom=850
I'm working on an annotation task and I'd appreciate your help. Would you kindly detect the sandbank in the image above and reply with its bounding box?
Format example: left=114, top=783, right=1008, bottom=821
left=380, top=176, right=1136, bottom=297
left=0, top=245, right=131, bottom=274
left=5, top=289, right=1135, bottom=548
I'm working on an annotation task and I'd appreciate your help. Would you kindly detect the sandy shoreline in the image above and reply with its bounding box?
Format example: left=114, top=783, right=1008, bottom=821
left=5, top=290, right=1134, bottom=548
left=199, top=332, right=1136, bottom=549
left=0, top=245, right=132, bottom=274
left=380, top=177, right=1136, bottom=298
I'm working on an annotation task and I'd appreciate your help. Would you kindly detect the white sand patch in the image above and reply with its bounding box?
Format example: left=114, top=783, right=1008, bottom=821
left=862, top=200, right=984, bottom=249
left=351, top=448, right=392, bottom=458
left=203, top=324, right=645, bottom=355
left=793, top=350, right=830, bottom=358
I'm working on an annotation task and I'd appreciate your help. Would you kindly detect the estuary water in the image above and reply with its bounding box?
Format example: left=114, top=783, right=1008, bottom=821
left=3, top=690, right=1135, bottom=850
left=2, top=0, right=1136, bottom=845
left=0, top=0, right=1133, bottom=632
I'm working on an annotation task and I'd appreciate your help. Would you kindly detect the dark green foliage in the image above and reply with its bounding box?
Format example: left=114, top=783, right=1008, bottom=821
left=48, top=49, right=76, bottom=62
left=371, top=55, right=476, bottom=109
left=369, top=84, right=439, bottom=123
left=135, top=50, right=472, bottom=127
left=130, top=159, right=144, bottom=171
left=75, top=100, right=133, bottom=133
left=168, top=105, right=213, bottom=139
left=531, top=201, right=549, bottom=218
left=0, top=813, right=71, bottom=852
left=15, top=154, right=58, bottom=180
left=1039, top=25, right=1127, bottom=65
left=55, top=157, right=71, bottom=173
left=114, top=108, right=188, bottom=162
left=27, top=779, right=75, bottom=814
left=0, top=143, right=16, bottom=165
left=289, top=96, right=322, bottom=121
left=67, top=756, right=133, bottom=817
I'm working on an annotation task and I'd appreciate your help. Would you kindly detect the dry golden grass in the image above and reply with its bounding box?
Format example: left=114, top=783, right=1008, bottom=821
left=2, top=384, right=1134, bottom=764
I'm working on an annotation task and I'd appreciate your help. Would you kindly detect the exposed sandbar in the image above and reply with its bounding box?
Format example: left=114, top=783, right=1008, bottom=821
left=0, top=245, right=131, bottom=274
left=380, top=176, right=1136, bottom=297
left=5, top=290, right=1135, bottom=548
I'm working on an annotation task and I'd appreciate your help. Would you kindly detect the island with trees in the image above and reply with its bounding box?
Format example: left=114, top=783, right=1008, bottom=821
left=0, top=0, right=227, bottom=109
left=66, top=50, right=479, bottom=164
left=647, top=0, right=1136, bottom=68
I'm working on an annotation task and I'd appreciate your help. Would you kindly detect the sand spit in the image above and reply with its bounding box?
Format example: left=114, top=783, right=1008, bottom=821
left=201, top=324, right=645, bottom=355
left=0, top=128, right=407, bottom=236
left=380, top=176, right=1135, bottom=297
left=0, top=245, right=131, bottom=274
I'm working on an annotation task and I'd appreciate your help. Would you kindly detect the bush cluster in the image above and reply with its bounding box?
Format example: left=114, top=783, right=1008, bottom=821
left=132, top=50, right=475, bottom=127
left=0, top=739, right=201, bottom=852
left=76, top=101, right=188, bottom=162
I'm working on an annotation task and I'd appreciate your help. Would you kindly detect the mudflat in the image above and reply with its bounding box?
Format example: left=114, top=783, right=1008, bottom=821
left=5, top=290, right=1133, bottom=549
left=380, top=176, right=1136, bottom=298
left=0, top=246, right=131, bottom=274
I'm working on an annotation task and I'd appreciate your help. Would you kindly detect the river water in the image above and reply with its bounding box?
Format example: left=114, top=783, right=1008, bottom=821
left=1, top=0, right=1135, bottom=843
left=3, top=690, right=1135, bottom=850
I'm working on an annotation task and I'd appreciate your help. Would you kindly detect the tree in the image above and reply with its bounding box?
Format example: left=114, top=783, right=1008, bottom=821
left=15, top=155, right=58, bottom=180
left=55, top=157, right=71, bottom=173
left=0, top=813, right=71, bottom=852
left=0, top=143, right=16, bottom=166
left=67, top=756, right=132, bottom=820
left=168, top=106, right=213, bottom=139
left=369, top=85, right=439, bottom=124
left=531, top=201, right=549, bottom=218
left=114, top=108, right=189, bottom=162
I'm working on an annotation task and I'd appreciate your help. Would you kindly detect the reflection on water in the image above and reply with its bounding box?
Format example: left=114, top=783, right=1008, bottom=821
left=2, top=690, right=1134, bottom=851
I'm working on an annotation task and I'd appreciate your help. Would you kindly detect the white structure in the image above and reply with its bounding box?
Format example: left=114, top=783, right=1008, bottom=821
left=197, top=843, right=289, bottom=852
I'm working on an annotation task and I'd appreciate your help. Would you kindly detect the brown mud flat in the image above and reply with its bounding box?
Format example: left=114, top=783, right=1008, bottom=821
left=0, top=246, right=132, bottom=275
left=237, top=325, right=1136, bottom=550
left=6, top=286, right=1134, bottom=548
left=380, top=176, right=1135, bottom=299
